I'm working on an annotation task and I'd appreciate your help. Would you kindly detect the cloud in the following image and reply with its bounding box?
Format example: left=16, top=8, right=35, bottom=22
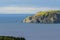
left=0, top=6, right=59, bottom=14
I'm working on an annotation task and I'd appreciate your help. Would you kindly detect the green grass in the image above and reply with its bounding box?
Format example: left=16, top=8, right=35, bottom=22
left=34, top=10, right=60, bottom=16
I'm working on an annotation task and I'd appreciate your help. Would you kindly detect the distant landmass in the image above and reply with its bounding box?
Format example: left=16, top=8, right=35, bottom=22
left=0, top=36, right=25, bottom=40
left=23, top=10, right=60, bottom=24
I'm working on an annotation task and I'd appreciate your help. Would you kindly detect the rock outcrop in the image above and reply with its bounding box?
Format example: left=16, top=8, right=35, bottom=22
left=23, top=10, right=60, bottom=23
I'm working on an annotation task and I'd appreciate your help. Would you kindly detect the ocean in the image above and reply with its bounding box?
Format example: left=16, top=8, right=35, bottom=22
left=0, top=14, right=60, bottom=40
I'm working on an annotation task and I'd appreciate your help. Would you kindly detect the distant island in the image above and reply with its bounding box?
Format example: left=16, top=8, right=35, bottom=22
left=0, top=36, right=25, bottom=40
left=23, top=10, right=60, bottom=23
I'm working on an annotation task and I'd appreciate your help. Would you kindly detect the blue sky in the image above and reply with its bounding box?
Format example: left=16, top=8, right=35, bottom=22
left=0, top=0, right=60, bottom=7
left=0, top=0, right=60, bottom=14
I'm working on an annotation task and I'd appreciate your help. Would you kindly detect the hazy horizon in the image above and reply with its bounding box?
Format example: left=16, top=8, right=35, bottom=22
left=0, top=0, right=60, bottom=14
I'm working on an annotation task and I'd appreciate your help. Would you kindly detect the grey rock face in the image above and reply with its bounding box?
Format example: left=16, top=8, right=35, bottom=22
left=23, top=10, right=60, bottom=23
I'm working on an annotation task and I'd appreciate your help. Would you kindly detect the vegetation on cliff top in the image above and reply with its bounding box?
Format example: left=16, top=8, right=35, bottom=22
left=0, top=36, right=25, bottom=40
left=34, top=10, right=60, bottom=16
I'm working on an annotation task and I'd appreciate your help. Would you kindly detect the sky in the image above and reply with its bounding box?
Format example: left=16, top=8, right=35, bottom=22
left=0, top=0, right=60, bottom=14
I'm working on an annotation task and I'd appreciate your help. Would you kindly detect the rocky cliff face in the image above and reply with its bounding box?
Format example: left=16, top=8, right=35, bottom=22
left=23, top=10, right=60, bottom=23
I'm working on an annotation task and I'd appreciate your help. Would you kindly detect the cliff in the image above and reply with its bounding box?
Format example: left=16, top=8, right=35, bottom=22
left=23, top=10, right=60, bottom=23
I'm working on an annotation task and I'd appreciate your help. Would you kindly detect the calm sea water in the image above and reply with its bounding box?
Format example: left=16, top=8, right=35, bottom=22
left=0, top=14, right=33, bottom=23
left=0, top=14, right=60, bottom=40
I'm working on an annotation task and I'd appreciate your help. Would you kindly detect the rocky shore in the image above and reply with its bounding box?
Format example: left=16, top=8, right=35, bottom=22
left=23, top=10, right=60, bottom=23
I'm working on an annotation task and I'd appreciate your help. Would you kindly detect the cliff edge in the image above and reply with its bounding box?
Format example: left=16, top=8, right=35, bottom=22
left=23, top=10, right=60, bottom=23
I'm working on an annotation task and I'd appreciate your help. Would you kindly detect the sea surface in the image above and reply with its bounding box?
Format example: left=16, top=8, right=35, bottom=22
left=0, top=14, right=60, bottom=40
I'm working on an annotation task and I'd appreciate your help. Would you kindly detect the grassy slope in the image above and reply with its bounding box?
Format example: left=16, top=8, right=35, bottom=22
left=34, top=10, right=60, bottom=17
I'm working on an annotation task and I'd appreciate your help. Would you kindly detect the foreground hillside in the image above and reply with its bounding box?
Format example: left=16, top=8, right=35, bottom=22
left=23, top=10, right=60, bottom=23
left=0, top=36, right=25, bottom=40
